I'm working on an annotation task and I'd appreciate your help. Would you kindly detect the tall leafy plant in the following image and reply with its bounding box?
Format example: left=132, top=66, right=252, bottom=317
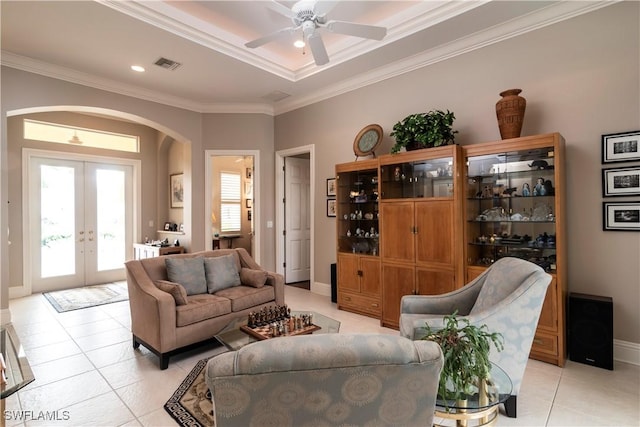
left=423, top=312, right=504, bottom=402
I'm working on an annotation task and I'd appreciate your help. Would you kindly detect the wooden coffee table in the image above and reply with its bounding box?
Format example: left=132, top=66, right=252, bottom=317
left=215, top=311, right=340, bottom=351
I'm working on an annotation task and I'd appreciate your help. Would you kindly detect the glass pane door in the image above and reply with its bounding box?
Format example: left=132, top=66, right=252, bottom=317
left=30, top=157, right=133, bottom=292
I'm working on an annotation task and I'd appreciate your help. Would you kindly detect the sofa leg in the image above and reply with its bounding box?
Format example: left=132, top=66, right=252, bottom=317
left=159, top=353, right=169, bottom=370
left=132, top=336, right=140, bottom=349
left=504, top=395, right=517, bottom=418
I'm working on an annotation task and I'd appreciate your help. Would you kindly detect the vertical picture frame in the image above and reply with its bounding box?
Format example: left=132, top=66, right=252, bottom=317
left=327, top=178, right=337, bottom=197
left=170, top=173, right=184, bottom=208
left=327, top=199, right=336, bottom=217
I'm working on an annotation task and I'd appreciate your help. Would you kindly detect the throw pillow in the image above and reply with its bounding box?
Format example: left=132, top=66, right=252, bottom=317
left=240, top=268, right=267, bottom=288
left=204, top=254, right=241, bottom=293
left=154, top=280, right=188, bottom=306
left=165, top=257, right=207, bottom=296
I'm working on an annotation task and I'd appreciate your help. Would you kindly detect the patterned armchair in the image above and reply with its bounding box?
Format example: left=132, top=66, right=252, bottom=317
left=205, top=334, right=443, bottom=427
left=399, top=257, right=552, bottom=418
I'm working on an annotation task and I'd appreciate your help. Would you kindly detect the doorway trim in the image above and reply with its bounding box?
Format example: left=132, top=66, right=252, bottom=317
left=205, top=150, right=260, bottom=264
left=18, top=148, right=141, bottom=298
left=275, top=145, right=323, bottom=294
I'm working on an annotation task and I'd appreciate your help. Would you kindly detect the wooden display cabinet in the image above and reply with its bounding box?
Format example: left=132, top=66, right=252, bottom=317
left=377, top=145, right=464, bottom=329
left=335, top=159, right=381, bottom=318
left=463, top=133, right=566, bottom=366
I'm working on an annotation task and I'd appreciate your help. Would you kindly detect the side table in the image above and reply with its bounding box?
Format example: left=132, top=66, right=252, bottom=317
left=433, top=362, right=512, bottom=427
left=133, top=243, right=185, bottom=259
left=1, top=324, right=35, bottom=427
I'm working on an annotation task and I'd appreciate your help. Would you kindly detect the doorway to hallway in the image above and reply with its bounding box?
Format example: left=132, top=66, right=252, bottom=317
left=276, top=145, right=315, bottom=290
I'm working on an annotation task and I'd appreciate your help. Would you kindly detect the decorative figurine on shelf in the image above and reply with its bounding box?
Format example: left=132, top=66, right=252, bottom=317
left=533, top=177, right=545, bottom=196
left=522, top=183, right=531, bottom=197
left=544, top=179, right=555, bottom=196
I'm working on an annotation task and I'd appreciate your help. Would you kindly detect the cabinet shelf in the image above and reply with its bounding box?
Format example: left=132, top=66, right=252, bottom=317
left=463, top=132, right=566, bottom=367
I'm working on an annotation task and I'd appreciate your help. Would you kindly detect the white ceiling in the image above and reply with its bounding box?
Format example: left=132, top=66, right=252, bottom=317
left=1, top=1, right=614, bottom=115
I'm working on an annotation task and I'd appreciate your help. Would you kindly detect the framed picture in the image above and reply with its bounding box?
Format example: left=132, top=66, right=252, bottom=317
left=246, top=168, right=253, bottom=179
left=327, top=199, right=336, bottom=217
left=602, top=130, right=640, bottom=163
left=164, top=222, right=172, bottom=231
left=603, top=202, right=640, bottom=231
left=245, top=182, right=253, bottom=198
left=170, top=173, right=184, bottom=208
left=602, top=166, right=640, bottom=197
left=327, top=178, right=336, bottom=197
left=247, top=210, right=252, bottom=221
left=246, top=199, right=252, bottom=208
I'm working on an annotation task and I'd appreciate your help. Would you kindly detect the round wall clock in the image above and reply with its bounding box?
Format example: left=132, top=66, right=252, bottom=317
left=353, top=124, right=383, bottom=158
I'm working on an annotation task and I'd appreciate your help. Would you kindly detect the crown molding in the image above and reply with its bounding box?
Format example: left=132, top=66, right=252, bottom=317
left=97, top=0, right=297, bottom=82
left=274, top=0, right=618, bottom=115
left=2, top=1, right=617, bottom=117
left=1, top=52, right=274, bottom=115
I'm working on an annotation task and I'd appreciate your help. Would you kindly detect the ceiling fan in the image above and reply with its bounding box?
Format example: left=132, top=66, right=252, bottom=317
left=245, top=0, right=387, bottom=66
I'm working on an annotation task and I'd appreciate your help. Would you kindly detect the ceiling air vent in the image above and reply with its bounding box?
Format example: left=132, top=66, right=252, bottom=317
left=154, top=57, right=182, bottom=71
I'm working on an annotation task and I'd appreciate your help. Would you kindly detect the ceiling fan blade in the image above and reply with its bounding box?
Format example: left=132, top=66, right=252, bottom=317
left=245, top=27, right=297, bottom=48
left=307, top=32, right=329, bottom=66
left=265, top=0, right=296, bottom=19
left=325, top=20, right=387, bottom=40
left=313, top=1, right=339, bottom=17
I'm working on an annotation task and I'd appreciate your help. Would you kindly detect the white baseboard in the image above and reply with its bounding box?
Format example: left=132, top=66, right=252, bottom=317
left=614, top=339, right=640, bottom=366
left=1, top=308, right=11, bottom=324
left=9, top=285, right=28, bottom=299
left=311, top=281, right=331, bottom=297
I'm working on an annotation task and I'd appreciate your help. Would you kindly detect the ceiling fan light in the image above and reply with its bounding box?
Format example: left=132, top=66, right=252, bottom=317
left=294, top=39, right=305, bottom=48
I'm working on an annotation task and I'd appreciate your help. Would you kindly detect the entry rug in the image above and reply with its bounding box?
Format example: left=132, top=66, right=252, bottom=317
left=165, top=349, right=228, bottom=427
left=43, top=281, right=128, bottom=313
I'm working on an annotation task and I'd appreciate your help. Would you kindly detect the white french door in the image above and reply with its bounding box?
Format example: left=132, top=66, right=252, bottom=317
left=29, top=156, right=133, bottom=292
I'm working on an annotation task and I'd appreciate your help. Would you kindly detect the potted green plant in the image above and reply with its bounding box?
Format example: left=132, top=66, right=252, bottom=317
left=390, top=109, right=458, bottom=153
left=422, top=312, right=504, bottom=404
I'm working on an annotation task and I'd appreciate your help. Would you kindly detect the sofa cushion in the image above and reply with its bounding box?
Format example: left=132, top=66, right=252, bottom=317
left=175, top=294, right=232, bottom=327
left=154, top=280, right=188, bottom=306
left=240, top=268, right=267, bottom=288
left=204, top=255, right=241, bottom=293
left=165, top=256, right=207, bottom=296
left=215, top=285, right=275, bottom=312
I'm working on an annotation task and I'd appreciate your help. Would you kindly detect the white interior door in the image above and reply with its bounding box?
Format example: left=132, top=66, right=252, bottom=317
left=29, top=157, right=132, bottom=292
left=284, top=157, right=311, bottom=283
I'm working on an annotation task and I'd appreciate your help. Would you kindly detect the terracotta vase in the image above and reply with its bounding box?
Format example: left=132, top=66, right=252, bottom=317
left=496, top=89, right=526, bottom=139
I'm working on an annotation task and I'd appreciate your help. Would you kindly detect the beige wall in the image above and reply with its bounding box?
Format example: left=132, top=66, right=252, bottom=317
left=275, top=2, right=640, bottom=343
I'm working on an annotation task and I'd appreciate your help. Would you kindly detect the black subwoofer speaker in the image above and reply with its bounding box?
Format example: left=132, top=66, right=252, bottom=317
left=568, top=292, right=613, bottom=370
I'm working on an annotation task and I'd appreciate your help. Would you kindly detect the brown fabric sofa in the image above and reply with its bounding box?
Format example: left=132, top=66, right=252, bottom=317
left=124, top=248, right=284, bottom=369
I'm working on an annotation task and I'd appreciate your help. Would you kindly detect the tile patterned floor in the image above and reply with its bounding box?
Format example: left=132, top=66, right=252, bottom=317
left=6, top=285, right=639, bottom=426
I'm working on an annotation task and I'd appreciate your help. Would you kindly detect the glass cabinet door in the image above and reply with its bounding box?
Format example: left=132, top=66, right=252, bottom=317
left=466, top=147, right=557, bottom=271
left=380, top=156, right=454, bottom=199
left=336, top=168, right=379, bottom=256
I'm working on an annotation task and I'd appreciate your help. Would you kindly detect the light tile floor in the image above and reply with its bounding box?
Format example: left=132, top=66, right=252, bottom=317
left=5, top=285, right=639, bottom=426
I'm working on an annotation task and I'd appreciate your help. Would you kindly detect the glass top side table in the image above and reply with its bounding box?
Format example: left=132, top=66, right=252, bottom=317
left=1, top=323, right=35, bottom=399
left=434, top=362, right=512, bottom=427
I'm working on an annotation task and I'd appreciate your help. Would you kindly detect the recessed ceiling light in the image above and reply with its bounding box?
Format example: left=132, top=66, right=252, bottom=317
left=294, top=40, right=305, bottom=48
left=131, top=65, right=145, bottom=72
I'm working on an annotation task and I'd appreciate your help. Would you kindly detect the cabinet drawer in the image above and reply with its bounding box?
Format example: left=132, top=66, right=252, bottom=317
left=338, top=292, right=381, bottom=316
left=531, top=331, right=558, bottom=356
